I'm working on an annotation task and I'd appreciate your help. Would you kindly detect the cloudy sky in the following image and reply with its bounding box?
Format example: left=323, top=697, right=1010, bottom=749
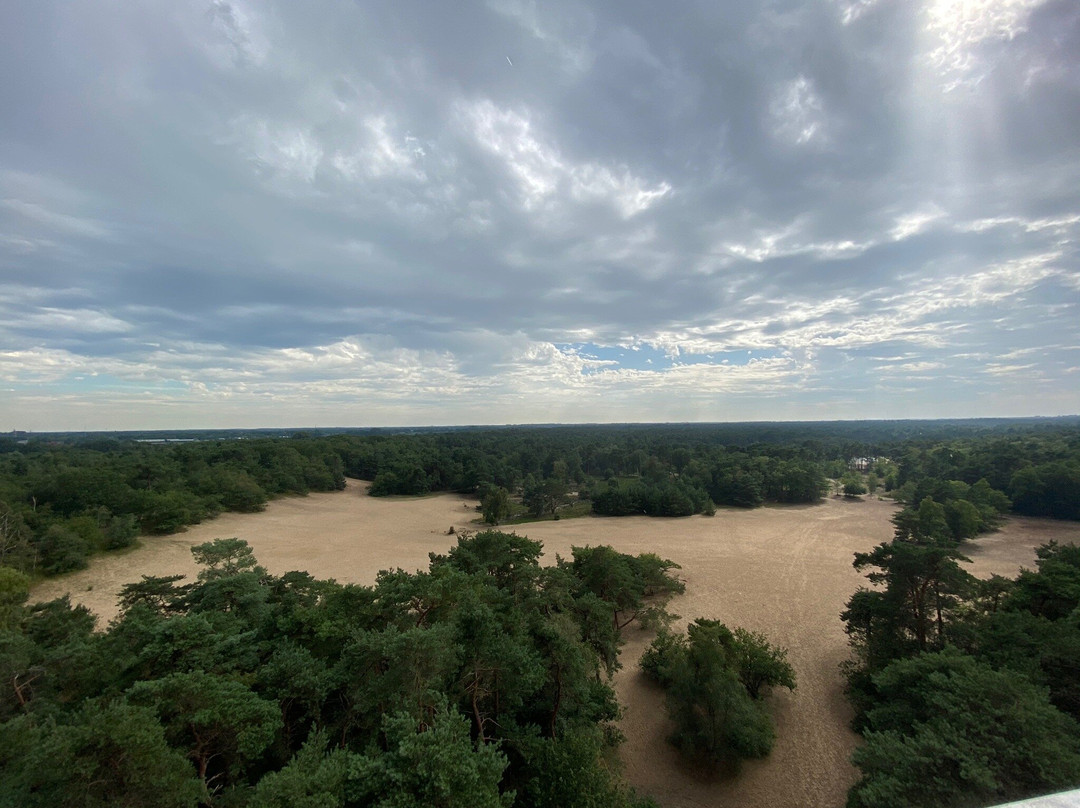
left=1, top=0, right=1078, bottom=430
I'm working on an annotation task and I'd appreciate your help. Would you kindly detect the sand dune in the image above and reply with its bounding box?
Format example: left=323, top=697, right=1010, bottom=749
left=32, top=480, right=1080, bottom=808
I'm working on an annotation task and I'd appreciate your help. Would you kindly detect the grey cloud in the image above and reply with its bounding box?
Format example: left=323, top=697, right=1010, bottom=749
left=0, top=0, right=1077, bottom=427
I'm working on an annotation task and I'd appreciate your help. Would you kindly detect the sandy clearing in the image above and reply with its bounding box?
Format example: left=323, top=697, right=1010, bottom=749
left=30, top=482, right=1080, bottom=808
left=31, top=481, right=478, bottom=626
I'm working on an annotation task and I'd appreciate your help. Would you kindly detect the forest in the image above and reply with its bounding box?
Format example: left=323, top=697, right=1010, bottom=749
left=1, top=418, right=1080, bottom=806
left=0, top=529, right=784, bottom=806
left=2, top=418, right=1078, bottom=579
left=841, top=511, right=1080, bottom=806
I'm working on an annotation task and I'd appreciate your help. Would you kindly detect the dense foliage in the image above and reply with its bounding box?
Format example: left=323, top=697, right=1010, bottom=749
left=347, top=427, right=834, bottom=515
left=3, top=418, right=1078, bottom=579
left=842, top=500, right=1080, bottom=806
left=0, top=532, right=679, bottom=807
left=316, top=419, right=1080, bottom=526
left=4, top=418, right=1079, bottom=804
left=0, top=437, right=346, bottom=577
left=640, top=619, right=795, bottom=768
left=890, top=425, right=1080, bottom=520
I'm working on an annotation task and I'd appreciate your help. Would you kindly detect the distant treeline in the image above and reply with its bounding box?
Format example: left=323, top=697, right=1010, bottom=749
left=891, top=432, right=1080, bottom=520
left=344, top=429, right=836, bottom=514
left=1, top=419, right=1078, bottom=578
left=0, top=438, right=346, bottom=576
left=333, top=421, right=1080, bottom=523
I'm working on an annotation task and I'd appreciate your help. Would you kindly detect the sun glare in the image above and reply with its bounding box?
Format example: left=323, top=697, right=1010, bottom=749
left=924, top=0, right=1043, bottom=85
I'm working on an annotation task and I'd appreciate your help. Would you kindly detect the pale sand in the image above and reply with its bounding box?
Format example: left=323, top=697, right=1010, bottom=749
left=31, top=481, right=1080, bottom=808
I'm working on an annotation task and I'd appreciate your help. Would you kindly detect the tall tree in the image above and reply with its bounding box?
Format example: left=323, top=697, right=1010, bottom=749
left=846, top=534, right=974, bottom=660
left=640, top=619, right=794, bottom=767
left=481, top=487, right=512, bottom=525
left=128, top=670, right=282, bottom=800
left=0, top=701, right=201, bottom=808
left=848, top=650, right=1080, bottom=808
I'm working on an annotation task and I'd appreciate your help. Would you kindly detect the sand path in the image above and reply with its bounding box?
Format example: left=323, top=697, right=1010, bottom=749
left=32, top=481, right=1080, bottom=808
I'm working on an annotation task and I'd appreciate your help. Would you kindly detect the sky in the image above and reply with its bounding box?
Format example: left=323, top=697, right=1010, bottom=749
left=1, top=0, right=1078, bottom=430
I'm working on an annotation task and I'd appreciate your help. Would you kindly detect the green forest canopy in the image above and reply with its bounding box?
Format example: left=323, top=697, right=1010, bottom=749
left=842, top=508, right=1080, bottom=806
left=1, top=419, right=1079, bottom=805
left=2, top=418, right=1078, bottom=578
left=1, top=532, right=688, bottom=807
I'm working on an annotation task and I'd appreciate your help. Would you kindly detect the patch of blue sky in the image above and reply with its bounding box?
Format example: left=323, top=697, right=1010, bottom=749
left=39, top=376, right=190, bottom=394
left=672, top=350, right=770, bottom=367
left=557, top=342, right=671, bottom=371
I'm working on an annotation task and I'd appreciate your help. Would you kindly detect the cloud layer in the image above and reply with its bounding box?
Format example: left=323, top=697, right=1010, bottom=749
left=1, top=0, right=1077, bottom=428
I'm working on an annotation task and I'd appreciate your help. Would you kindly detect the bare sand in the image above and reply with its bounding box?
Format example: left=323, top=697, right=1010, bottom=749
left=31, top=482, right=1080, bottom=808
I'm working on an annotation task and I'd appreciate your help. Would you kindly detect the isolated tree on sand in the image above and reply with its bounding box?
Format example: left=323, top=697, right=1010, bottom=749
left=842, top=473, right=867, bottom=498
left=524, top=478, right=569, bottom=519
left=191, top=537, right=264, bottom=579
left=481, top=487, right=512, bottom=525
left=640, top=619, right=795, bottom=767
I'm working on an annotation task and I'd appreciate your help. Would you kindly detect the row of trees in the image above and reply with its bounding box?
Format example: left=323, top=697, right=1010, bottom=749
left=1, top=531, right=689, bottom=807
left=891, top=429, right=1080, bottom=520
left=1, top=418, right=1075, bottom=580
left=349, top=424, right=1079, bottom=522
left=363, top=437, right=835, bottom=514
left=841, top=499, right=1080, bottom=806
left=0, top=438, right=346, bottom=577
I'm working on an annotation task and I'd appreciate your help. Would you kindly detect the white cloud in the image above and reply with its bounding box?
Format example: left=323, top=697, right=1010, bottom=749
left=20, top=308, right=132, bottom=334
left=228, top=117, right=324, bottom=182
left=835, top=0, right=882, bottom=25
left=717, top=203, right=983, bottom=268
left=1, top=199, right=112, bottom=240
left=204, top=0, right=270, bottom=68
left=461, top=99, right=670, bottom=216
left=569, top=164, right=672, bottom=217
left=0, top=234, right=53, bottom=254
left=465, top=101, right=559, bottom=205
left=890, top=205, right=947, bottom=241
left=958, top=212, right=1080, bottom=234
left=881, top=361, right=947, bottom=373
left=718, top=218, right=872, bottom=263
left=924, top=0, right=1045, bottom=88
left=983, top=362, right=1038, bottom=376
left=332, top=116, right=428, bottom=181
left=770, top=76, right=827, bottom=147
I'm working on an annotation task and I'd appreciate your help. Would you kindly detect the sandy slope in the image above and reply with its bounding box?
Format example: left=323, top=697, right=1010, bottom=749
left=31, top=482, right=1080, bottom=808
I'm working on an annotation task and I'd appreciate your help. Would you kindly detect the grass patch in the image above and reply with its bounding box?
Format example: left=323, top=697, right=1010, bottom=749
left=501, top=499, right=593, bottom=525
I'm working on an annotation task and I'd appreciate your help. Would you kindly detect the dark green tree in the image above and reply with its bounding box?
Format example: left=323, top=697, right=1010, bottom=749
left=0, top=701, right=201, bottom=808
left=0, top=565, right=30, bottom=629
left=569, top=545, right=683, bottom=630
left=641, top=619, right=794, bottom=767
left=250, top=730, right=355, bottom=808
left=841, top=473, right=867, bottom=497
left=481, top=487, right=512, bottom=525
left=846, top=534, right=974, bottom=659
left=33, top=524, right=89, bottom=575
left=0, top=502, right=34, bottom=572
left=848, top=650, right=1080, bottom=808
left=128, top=670, right=282, bottom=800
left=1006, top=541, right=1080, bottom=621
left=347, top=704, right=513, bottom=808
left=524, top=478, right=569, bottom=519
left=191, top=537, right=263, bottom=579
